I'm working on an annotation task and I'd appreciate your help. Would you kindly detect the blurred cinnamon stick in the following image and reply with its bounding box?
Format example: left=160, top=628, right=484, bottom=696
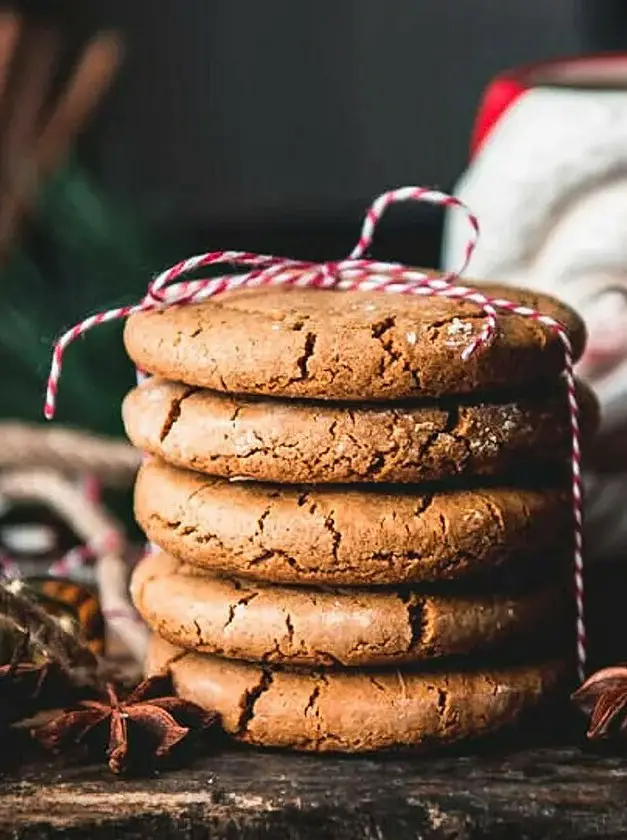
left=0, top=10, right=122, bottom=257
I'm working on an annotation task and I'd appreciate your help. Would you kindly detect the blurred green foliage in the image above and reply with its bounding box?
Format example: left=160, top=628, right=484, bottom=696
left=0, top=162, right=175, bottom=534
left=0, top=161, right=168, bottom=438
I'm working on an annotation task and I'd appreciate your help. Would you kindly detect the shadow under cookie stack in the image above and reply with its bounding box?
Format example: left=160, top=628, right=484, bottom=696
left=124, top=281, right=596, bottom=753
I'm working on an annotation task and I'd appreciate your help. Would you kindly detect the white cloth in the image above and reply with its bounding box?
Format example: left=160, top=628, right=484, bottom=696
left=442, top=85, right=627, bottom=565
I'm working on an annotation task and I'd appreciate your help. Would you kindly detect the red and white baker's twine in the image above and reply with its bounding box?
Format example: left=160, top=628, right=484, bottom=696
left=43, top=186, right=586, bottom=679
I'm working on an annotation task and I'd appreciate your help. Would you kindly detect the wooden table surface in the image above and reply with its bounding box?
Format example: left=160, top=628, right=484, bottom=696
left=2, top=740, right=626, bottom=839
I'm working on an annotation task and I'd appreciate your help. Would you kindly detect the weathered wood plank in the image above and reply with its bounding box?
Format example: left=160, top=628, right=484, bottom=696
left=1, top=744, right=626, bottom=839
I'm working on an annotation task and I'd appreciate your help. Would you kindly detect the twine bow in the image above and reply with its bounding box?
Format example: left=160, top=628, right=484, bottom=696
left=43, top=185, right=585, bottom=679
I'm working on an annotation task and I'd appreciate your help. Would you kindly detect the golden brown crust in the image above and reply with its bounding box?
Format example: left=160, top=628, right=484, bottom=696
left=133, top=459, right=573, bottom=585
left=123, top=378, right=597, bottom=485
left=131, top=552, right=569, bottom=667
left=123, top=283, right=586, bottom=401
left=146, top=635, right=567, bottom=752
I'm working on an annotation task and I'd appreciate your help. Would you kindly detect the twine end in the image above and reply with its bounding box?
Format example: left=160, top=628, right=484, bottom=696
left=460, top=340, right=480, bottom=361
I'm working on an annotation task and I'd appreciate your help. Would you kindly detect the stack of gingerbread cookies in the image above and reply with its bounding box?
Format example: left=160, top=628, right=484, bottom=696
left=123, top=280, right=597, bottom=752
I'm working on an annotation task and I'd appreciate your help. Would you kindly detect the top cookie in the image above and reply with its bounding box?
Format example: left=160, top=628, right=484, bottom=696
left=124, top=282, right=586, bottom=401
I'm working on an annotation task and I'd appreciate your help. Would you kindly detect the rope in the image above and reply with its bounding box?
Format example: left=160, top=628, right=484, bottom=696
left=0, top=468, right=147, bottom=662
left=0, top=422, right=140, bottom=486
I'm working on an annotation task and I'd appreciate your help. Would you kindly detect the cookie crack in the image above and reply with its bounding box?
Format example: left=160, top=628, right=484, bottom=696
left=223, top=592, right=259, bottom=629
left=435, top=680, right=460, bottom=732
left=236, top=668, right=274, bottom=735
left=303, top=672, right=329, bottom=718
left=159, top=386, right=198, bottom=442
left=285, top=613, right=294, bottom=646
left=296, top=491, right=319, bottom=516
left=419, top=405, right=460, bottom=459
left=303, top=685, right=321, bottom=717
left=371, top=315, right=422, bottom=389
left=323, top=510, right=341, bottom=562
left=186, top=485, right=212, bottom=505
left=312, top=649, right=344, bottom=667
left=150, top=514, right=230, bottom=554
left=405, top=596, right=427, bottom=653
left=231, top=438, right=303, bottom=460
left=437, top=513, right=447, bottom=540
left=295, top=331, right=317, bottom=380
left=254, top=505, right=272, bottom=539
left=247, top=547, right=301, bottom=568
left=301, top=421, right=341, bottom=472
left=371, top=316, right=396, bottom=339
left=413, top=495, right=435, bottom=518
left=342, top=410, right=404, bottom=478
left=344, top=637, right=396, bottom=660
left=400, top=405, right=473, bottom=475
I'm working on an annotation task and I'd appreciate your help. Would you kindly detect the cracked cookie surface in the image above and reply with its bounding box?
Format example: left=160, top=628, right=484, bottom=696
left=123, top=378, right=597, bottom=485
left=133, top=459, right=573, bottom=585
left=146, top=635, right=567, bottom=752
left=123, top=283, right=585, bottom=400
left=131, top=552, right=569, bottom=667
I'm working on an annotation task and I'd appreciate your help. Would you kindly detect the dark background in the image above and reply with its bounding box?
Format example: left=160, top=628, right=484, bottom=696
left=79, top=0, right=624, bottom=265
left=11, top=0, right=627, bottom=263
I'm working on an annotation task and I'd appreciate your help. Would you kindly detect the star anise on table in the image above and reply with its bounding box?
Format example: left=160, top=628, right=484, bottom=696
left=572, top=665, right=627, bottom=741
left=33, top=672, right=221, bottom=774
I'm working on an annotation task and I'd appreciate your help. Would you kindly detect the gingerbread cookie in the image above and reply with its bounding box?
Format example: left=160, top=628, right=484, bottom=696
left=147, top=635, right=567, bottom=752
left=134, top=459, right=573, bottom=585
left=123, top=378, right=597, bottom=485
left=124, top=283, right=585, bottom=401
left=132, top=552, right=569, bottom=667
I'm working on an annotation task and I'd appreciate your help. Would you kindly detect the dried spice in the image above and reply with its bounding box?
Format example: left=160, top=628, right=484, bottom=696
left=34, top=672, right=221, bottom=774
left=572, top=665, right=627, bottom=741
left=0, top=581, right=98, bottom=683
left=0, top=628, right=84, bottom=731
left=0, top=659, right=59, bottom=729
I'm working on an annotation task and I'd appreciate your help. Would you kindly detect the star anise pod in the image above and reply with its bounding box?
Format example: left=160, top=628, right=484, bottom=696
left=33, top=672, right=220, bottom=774
left=572, top=665, right=627, bottom=741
